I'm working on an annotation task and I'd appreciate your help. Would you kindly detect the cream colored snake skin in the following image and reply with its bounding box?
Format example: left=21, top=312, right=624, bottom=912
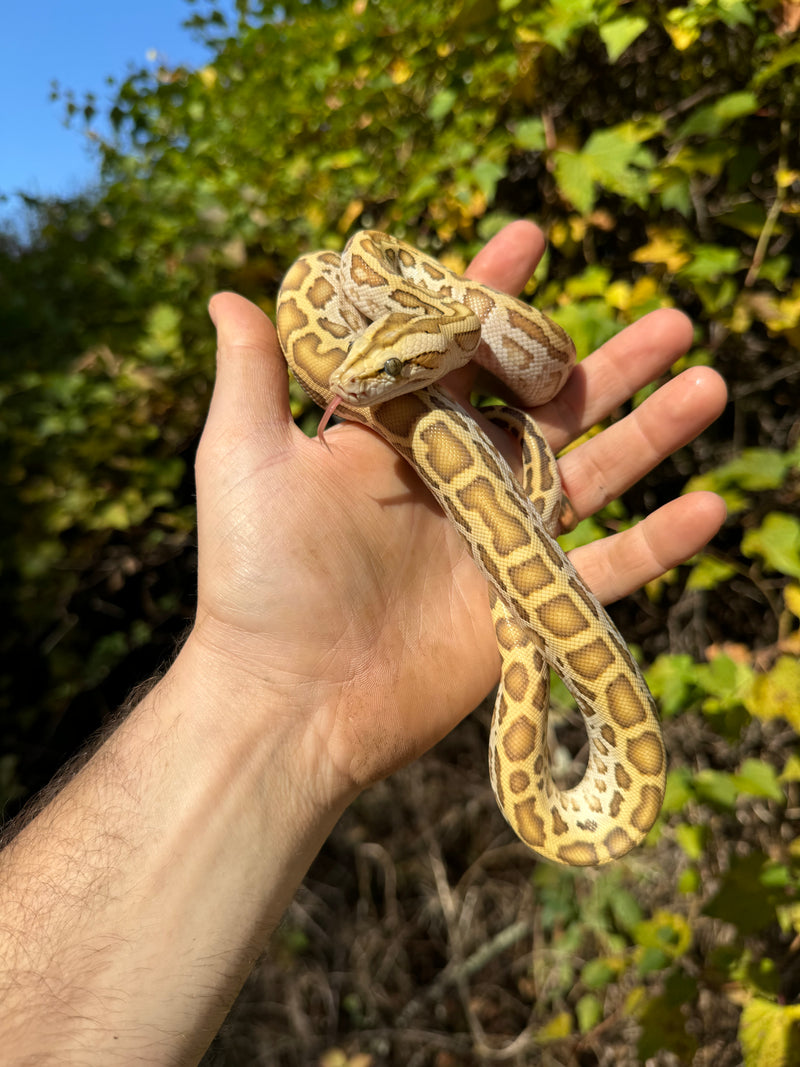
left=277, top=231, right=666, bottom=866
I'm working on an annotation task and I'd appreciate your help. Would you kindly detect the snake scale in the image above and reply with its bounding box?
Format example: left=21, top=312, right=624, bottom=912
left=277, top=231, right=666, bottom=866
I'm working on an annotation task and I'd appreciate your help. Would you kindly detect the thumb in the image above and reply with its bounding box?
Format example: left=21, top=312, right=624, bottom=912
left=204, top=291, right=293, bottom=447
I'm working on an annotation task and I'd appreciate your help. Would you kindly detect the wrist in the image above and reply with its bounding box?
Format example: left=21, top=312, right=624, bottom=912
left=172, top=616, right=361, bottom=817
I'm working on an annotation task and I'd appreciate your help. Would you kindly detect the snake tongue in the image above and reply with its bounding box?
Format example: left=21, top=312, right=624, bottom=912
left=317, top=395, right=343, bottom=447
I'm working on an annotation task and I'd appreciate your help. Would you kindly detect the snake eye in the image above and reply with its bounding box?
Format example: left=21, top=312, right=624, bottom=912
left=383, top=357, right=403, bottom=377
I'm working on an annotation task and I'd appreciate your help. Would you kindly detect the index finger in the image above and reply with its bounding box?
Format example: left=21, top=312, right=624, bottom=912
left=532, top=309, right=697, bottom=454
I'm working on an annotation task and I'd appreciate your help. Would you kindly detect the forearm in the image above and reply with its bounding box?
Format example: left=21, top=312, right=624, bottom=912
left=0, top=633, right=348, bottom=1066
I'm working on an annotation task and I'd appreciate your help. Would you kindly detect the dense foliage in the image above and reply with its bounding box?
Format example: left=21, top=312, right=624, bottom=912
left=1, top=0, right=799, bottom=1062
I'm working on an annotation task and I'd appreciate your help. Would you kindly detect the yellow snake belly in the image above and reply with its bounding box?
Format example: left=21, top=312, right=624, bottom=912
left=277, top=231, right=666, bottom=867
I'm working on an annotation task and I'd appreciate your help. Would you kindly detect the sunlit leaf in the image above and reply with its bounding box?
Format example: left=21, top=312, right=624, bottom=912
left=677, top=91, right=758, bottom=138
left=740, top=997, right=800, bottom=1067
left=599, top=15, right=649, bottom=61
left=743, top=513, right=800, bottom=579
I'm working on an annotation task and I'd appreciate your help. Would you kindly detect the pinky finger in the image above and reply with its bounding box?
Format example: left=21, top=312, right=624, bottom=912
left=568, top=491, right=727, bottom=606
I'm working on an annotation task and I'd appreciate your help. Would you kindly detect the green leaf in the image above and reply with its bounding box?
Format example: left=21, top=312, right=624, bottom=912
left=576, top=993, right=603, bottom=1033
left=553, top=150, right=595, bottom=214
left=742, top=513, right=800, bottom=579
left=599, top=15, right=649, bottom=62
left=685, top=555, right=737, bottom=591
left=705, top=853, right=788, bottom=935
left=754, top=40, right=800, bottom=88
left=675, top=823, right=708, bottom=861
left=427, top=88, right=457, bottom=122
left=732, top=759, right=785, bottom=803
left=581, top=958, right=617, bottom=990
left=663, top=767, right=694, bottom=814
left=513, top=117, right=545, bottom=151
left=646, top=653, right=699, bottom=717
left=678, top=866, right=701, bottom=894
left=634, top=910, right=693, bottom=962
left=678, top=244, right=742, bottom=282
left=472, top=158, right=506, bottom=200
left=694, top=769, right=738, bottom=809
left=677, top=91, right=759, bottom=139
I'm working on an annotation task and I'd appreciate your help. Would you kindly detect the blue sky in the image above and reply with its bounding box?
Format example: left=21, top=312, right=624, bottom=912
left=1, top=1, right=232, bottom=226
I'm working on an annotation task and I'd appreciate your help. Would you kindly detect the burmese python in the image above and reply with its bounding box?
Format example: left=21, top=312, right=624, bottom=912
left=276, top=231, right=665, bottom=866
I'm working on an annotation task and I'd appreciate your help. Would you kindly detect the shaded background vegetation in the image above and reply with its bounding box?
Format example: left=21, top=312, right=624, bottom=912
left=1, top=0, right=799, bottom=1063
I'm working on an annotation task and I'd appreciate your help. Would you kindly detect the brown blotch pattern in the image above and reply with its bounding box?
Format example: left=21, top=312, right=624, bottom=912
left=457, top=477, right=530, bottom=556
left=495, top=617, right=523, bottom=652
left=604, top=827, right=633, bottom=858
left=558, top=841, right=598, bottom=866
left=379, top=394, right=431, bottom=440
left=535, top=594, right=589, bottom=639
left=420, top=423, right=474, bottom=482
left=391, top=288, right=438, bottom=313
left=283, top=258, right=313, bottom=287
left=421, top=261, right=445, bottom=281
left=609, top=791, right=624, bottom=818
left=509, top=770, right=530, bottom=795
left=627, top=732, right=665, bottom=777
left=307, top=276, right=337, bottom=309
left=350, top=254, right=386, bottom=289
left=276, top=297, right=309, bottom=340
left=552, top=808, right=569, bottom=836
left=631, top=784, right=664, bottom=833
left=606, top=675, right=648, bottom=728
left=514, top=798, right=546, bottom=847
left=615, top=764, right=632, bottom=791
left=601, top=724, right=617, bottom=747
left=318, top=316, right=351, bottom=340
left=502, top=716, right=538, bottom=762
left=565, top=638, right=615, bottom=681
left=504, top=661, right=530, bottom=703
left=507, top=557, right=556, bottom=596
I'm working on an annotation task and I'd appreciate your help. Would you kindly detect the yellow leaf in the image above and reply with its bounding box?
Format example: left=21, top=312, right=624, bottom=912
left=785, top=583, right=800, bottom=619
left=198, top=66, right=217, bottom=90
left=515, top=26, right=542, bottom=43
left=388, top=58, right=412, bottom=85
left=739, top=997, right=800, bottom=1067
left=745, top=656, right=800, bottom=730
left=632, top=228, right=691, bottom=271
left=537, top=1010, right=573, bottom=1042
left=439, top=252, right=467, bottom=275
left=549, top=219, right=569, bottom=248
left=665, top=23, right=700, bottom=50
left=777, top=901, right=800, bottom=936
left=780, top=754, right=800, bottom=783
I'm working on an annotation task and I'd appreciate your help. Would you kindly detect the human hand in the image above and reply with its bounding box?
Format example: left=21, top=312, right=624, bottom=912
left=191, top=221, right=726, bottom=805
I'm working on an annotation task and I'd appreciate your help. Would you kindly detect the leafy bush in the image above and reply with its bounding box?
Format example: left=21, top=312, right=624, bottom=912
left=1, top=0, right=799, bottom=1062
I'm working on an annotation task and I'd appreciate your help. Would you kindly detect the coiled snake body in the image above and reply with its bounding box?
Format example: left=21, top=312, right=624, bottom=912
left=277, top=231, right=665, bottom=866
